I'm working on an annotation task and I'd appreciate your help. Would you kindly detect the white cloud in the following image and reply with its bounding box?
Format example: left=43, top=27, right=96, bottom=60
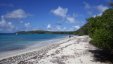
left=47, top=24, right=51, bottom=29
left=73, top=25, right=80, bottom=30
left=83, top=2, right=94, bottom=16
left=51, top=6, right=77, bottom=23
left=0, top=9, right=31, bottom=32
left=51, top=6, right=68, bottom=18
left=93, top=13, right=103, bottom=17
left=24, top=22, right=31, bottom=31
left=66, top=16, right=75, bottom=23
left=97, top=13, right=103, bottom=16
left=83, top=2, right=91, bottom=9
left=0, top=16, right=14, bottom=32
left=4, top=9, right=29, bottom=19
left=97, top=5, right=108, bottom=12
left=83, top=1, right=109, bottom=17
left=63, top=27, right=66, bottom=30
left=25, top=22, right=30, bottom=27
left=56, top=26, right=61, bottom=30
left=46, top=24, right=67, bottom=31
left=93, top=5, right=109, bottom=17
left=56, top=26, right=67, bottom=31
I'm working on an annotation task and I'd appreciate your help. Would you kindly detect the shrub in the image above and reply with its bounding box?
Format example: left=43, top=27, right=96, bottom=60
left=92, top=29, right=113, bottom=50
left=75, top=9, right=113, bottom=51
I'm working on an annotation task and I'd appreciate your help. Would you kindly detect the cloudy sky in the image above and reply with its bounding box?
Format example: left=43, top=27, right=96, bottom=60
left=0, top=0, right=110, bottom=33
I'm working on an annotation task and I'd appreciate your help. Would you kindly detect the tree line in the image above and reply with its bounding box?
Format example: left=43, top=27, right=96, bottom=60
left=74, top=4, right=113, bottom=51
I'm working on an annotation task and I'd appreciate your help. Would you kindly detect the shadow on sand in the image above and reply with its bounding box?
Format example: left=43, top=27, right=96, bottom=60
left=89, top=49, right=113, bottom=63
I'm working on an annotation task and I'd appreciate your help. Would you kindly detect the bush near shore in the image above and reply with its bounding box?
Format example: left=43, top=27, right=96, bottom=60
left=74, top=8, right=113, bottom=51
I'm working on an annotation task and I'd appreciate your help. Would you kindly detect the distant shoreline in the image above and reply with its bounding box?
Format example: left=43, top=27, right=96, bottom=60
left=0, top=33, right=69, bottom=55
left=0, top=36, right=110, bottom=64
left=0, top=36, right=71, bottom=63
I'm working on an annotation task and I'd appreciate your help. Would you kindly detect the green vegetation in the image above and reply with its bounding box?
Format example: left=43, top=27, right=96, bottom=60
left=73, top=23, right=89, bottom=35
left=75, top=8, right=113, bottom=51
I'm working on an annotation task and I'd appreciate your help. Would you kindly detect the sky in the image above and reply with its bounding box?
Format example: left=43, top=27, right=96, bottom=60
left=0, top=0, right=111, bottom=33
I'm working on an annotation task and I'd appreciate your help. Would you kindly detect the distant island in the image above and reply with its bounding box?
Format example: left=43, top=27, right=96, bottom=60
left=16, top=30, right=75, bottom=34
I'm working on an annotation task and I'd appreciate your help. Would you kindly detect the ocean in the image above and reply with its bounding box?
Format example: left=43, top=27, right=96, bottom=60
left=0, top=34, right=67, bottom=53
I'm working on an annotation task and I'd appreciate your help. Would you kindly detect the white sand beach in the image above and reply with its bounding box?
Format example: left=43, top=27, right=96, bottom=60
left=0, top=36, right=110, bottom=64
left=0, top=37, right=68, bottom=60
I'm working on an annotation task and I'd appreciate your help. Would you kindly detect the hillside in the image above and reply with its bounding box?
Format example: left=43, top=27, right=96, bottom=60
left=74, top=8, right=113, bottom=51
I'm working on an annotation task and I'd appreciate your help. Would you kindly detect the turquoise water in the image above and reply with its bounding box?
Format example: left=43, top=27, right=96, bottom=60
left=0, top=34, right=67, bottom=52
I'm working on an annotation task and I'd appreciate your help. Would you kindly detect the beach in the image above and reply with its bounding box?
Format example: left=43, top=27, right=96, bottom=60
left=0, top=35, right=110, bottom=64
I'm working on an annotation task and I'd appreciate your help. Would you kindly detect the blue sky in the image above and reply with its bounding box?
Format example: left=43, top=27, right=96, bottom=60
left=0, top=0, right=110, bottom=33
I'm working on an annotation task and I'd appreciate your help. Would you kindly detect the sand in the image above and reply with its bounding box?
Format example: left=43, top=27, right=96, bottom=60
left=0, top=35, right=110, bottom=64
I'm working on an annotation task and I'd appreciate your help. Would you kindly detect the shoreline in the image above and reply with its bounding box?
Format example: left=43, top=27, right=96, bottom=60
left=0, top=35, right=110, bottom=64
left=0, top=36, right=72, bottom=64
left=0, top=36, right=69, bottom=60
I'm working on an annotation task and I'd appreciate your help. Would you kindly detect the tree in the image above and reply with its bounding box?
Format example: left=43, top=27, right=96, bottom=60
left=74, top=8, right=113, bottom=51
